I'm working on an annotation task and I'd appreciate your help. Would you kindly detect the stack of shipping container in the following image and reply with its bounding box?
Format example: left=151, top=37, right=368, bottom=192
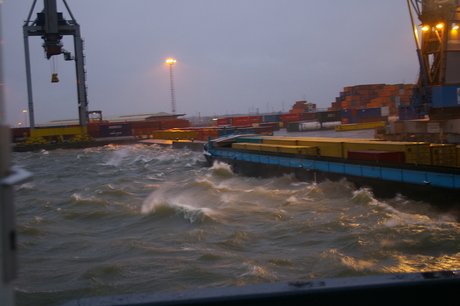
left=329, top=83, right=413, bottom=115
left=213, top=83, right=414, bottom=133
left=289, top=101, right=316, bottom=114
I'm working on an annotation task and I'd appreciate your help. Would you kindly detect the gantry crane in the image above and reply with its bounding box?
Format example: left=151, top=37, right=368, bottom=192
left=23, top=0, right=88, bottom=128
left=406, top=0, right=460, bottom=119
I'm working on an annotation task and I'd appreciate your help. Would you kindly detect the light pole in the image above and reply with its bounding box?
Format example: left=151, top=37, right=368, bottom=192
left=22, top=110, right=28, bottom=127
left=166, top=58, right=176, bottom=115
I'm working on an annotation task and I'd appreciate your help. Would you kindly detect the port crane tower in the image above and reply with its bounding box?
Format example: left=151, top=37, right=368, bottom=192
left=406, top=0, right=460, bottom=119
left=23, top=0, right=88, bottom=128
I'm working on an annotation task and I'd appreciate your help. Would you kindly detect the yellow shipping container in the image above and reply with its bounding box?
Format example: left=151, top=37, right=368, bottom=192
left=262, top=138, right=298, bottom=146
left=296, top=138, right=345, bottom=158
left=232, top=142, right=319, bottom=155
left=30, top=126, right=88, bottom=137
left=259, top=137, right=376, bottom=158
left=188, top=130, right=198, bottom=139
left=277, top=145, right=318, bottom=155
left=431, top=144, right=457, bottom=167
left=259, top=144, right=280, bottom=153
left=232, top=143, right=248, bottom=150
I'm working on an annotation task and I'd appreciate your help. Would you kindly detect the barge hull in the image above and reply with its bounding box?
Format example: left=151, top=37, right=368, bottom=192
left=206, top=148, right=460, bottom=217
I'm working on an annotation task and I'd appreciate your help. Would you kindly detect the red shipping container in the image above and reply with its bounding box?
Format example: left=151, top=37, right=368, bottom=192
left=196, top=130, right=204, bottom=140
left=217, top=118, right=231, bottom=126
left=253, top=126, right=274, bottom=135
left=158, top=119, right=190, bottom=130
left=281, top=113, right=301, bottom=122
left=248, top=116, right=261, bottom=123
left=356, top=117, right=384, bottom=123
left=348, top=150, right=405, bottom=163
left=86, top=124, right=101, bottom=138
left=232, top=116, right=251, bottom=126
left=130, top=120, right=162, bottom=129
left=10, top=127, right=30, bottom=138
left=301, top=112, right=316, bottom=120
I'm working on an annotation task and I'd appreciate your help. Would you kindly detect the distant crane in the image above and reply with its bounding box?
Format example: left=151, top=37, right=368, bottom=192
left=405, top=0, right=460, bottom=119
left=23, top=0, right=88, bottom=128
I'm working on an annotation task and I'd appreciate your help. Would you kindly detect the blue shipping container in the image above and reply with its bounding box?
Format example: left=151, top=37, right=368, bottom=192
left=218, top=128, right=235, bottom=136
left=340, top=109, right=354, bottom=119
left=349, top=117, right=358, bottom=124
left=262, top=115, right=276, bottom=123
left=432, top=85, right=460, bottom=108
left=262, top=115, right=282, bottom=123
left=357, top=107, right=382, bottom=119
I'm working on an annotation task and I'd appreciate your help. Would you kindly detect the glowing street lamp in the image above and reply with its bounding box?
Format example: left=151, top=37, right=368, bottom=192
left=166, top=58, right=177, bottom=115
left=22, top=109, right=28, bottom=127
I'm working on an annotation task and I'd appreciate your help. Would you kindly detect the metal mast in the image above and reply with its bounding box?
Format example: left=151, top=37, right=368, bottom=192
left=166, top=59, right=177, bottom=115
left=23, top=0, right=89, bottom=128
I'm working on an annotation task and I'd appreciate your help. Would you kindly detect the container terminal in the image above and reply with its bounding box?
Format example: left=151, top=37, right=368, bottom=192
left=10, top=0, right=460, bottom=151
left=3, top=1, right=460, bottom=305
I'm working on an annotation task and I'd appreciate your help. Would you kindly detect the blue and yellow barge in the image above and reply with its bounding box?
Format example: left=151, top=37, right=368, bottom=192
left=204, top=135, right=460, bottom=218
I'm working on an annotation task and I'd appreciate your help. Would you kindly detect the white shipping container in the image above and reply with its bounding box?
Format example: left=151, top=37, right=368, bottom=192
left=299, top=121, right=321, bottom=131
left=321, top=121, right=342, bottom=129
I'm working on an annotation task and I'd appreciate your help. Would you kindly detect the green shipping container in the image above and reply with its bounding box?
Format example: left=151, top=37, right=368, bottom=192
left=315, top=111, right=341, bottom=123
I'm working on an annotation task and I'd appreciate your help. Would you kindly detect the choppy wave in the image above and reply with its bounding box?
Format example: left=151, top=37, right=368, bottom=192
left=141, top=184, right=217, bottom=223
left=11, top=142, right=460, bottom=306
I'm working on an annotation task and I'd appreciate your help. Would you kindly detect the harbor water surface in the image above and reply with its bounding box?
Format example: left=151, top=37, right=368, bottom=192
left=12, top=130, right=460, bottom=305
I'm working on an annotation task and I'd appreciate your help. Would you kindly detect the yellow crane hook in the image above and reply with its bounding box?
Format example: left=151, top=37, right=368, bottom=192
left=51, top=73, right=59, bottom=83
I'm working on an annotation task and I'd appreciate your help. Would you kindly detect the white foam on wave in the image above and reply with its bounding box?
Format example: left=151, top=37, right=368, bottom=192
left=102, top=147, right=131, bottom=166
left=238, top=263, right=278, bottom=282
left=367, top=195, right=459, bottom=227
left=16, top=182, right=36, bottom=191
left=210, top=161, right=234, bottom=175
left=141, top=187, right=216, bottom=223
left=349, top=187, right=378, bottom=205
left=382, top=206, right=452, bottom=227
left=70, top=193, right=109, bottom=206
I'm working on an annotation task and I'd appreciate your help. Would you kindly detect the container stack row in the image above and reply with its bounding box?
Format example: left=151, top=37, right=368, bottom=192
left=329, top=83, right=414, bottom=115
left=230, top=136, right=460, bottom=167
left=11, top=118, right=192, bottom=143
left=148, top=125, right=275, bottom=141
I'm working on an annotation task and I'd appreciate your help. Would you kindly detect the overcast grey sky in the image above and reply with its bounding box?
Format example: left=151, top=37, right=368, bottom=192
left=2, top=0, right=419, bottom=126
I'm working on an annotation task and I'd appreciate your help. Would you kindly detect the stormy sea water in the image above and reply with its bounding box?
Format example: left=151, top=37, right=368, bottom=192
left=11, top=130, right=460, bottom=306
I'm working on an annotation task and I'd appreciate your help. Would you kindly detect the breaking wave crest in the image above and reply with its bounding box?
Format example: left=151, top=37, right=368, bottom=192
left=210, top=161, right=235, bottom=177
left=141, top=187, right=216, bottom=223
